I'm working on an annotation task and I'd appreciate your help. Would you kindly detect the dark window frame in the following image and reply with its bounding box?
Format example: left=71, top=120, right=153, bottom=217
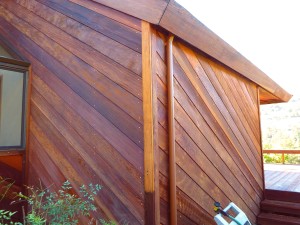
left=0, top=57, right=30, bottom=151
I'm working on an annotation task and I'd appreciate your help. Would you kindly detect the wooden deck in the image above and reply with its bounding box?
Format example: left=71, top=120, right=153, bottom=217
left=264, top=164, right=300, bottom=192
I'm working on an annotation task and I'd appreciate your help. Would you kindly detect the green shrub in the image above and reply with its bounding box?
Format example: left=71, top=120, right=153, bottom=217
left=0, top=210, right=21, bottom=225
left=17, top=181, right=102, bottom=224
left=284, top=154, right=300, bottom=164
left=263, top=153, right=283, bottom=163
left=1, top=179, right=116, bottom=225
left=263, top=153, right=300, bottom=164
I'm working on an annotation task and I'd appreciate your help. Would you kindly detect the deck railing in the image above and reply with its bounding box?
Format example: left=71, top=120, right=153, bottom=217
left=263, top=150, right=300, bottom=164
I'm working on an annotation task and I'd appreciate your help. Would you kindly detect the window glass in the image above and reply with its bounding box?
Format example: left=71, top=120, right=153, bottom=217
left=0, top=69, right=26, bottom=148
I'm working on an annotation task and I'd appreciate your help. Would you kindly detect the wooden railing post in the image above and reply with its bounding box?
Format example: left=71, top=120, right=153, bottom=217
left=282, top=153, right=285, bottom=164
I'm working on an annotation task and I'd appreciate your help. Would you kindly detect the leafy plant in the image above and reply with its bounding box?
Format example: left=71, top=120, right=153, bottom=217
left=0, top=179, right=116, bottom=225
left=0, top=209, right=22, bottom=225
left=263, top=153, right=300, bottom=164
left=263, top=153, right=283, bottom=164
left=0, top=177, right=21, bottom=225
left=15, top=181, right=102, bottom=225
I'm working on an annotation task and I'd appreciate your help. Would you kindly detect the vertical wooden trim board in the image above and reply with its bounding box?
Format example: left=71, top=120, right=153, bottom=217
left=142, top=21, right=160, bottom=224
left=257, top=88, right=266, bottom=191
left=167, top=35, right=177, bottom=225
left=24, top=64, right=32, bottom=188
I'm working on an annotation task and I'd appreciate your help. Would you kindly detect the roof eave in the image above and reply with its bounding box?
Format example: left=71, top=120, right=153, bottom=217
left=92, top=0, right=292, bottom=103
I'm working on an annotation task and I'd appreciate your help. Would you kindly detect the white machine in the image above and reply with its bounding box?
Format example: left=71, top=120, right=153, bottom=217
left=214, top=202, right=252, bottom=225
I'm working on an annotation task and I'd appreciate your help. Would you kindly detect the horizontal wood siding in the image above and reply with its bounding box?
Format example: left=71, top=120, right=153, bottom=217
left=154, top=29, right=263, bottom=224
left=0, top=0, right=144, bottom=223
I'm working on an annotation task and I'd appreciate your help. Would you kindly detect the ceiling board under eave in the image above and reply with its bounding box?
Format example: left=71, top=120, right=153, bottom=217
left=91, top=0, right=169, bottom=24
left=259, top=87, right=286, bottom=105
left=159, top=1, right=292, bottom=103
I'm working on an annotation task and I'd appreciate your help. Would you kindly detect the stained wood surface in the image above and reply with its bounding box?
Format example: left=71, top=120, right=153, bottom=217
left=159, top=1, right=291, bottom=103
left=0, top=154, right=22, bottom=171
left=264, top=164, right=300, bottom=192
left=90, top=0, right=169, bottom=24
left=92, top=0, right=291, bottom=103
left=0, top=35, right=24, bottom=60
left=0, top=155, right=24, bottom=222
left=142, top=21, right=160, bottom=224
left=69, top=0, right=142, bottom=31
left=259, top=87, right=283, bottom=104
left=261, top=199, right=300, bottom=217
left=152, top=30, right=264, bottom=224
left=0, top=0, right=143, bottom=223
left=0, top=159, right=22, bottom=186
left=258, top=213, right=300, bottom=225
left=264, top=189, right=300, bottom=203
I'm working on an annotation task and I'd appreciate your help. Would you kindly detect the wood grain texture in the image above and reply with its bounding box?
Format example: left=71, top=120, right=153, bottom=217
left=0, top=154, right=24, bottom=222
left=153, top=30, right=264, bottom=224
left=259, top=87, right=283, bottom=104
left=69, top=0, right=142, bottom=31
left=142, top=21, right=160, bottom=224
left=0, top=0, right=144, bottom=223
left=264, top=190, right=300, bottom=204
left=264, top=164, right=300, bottom=192
left=0, top=160, right=22, bottom=186
left=36, top=0, right=142, bottom=52
left=90, top=0, right=292, bottom=103
left=173, top=42, right=263, bottom=185
left=0, top=0, right=278, bottom=223
left=158, top=0, right=291, bottom=103
left=153, top=30, right=217, bottom=224
left=0, top=155, right=22, bottom=171
left=0, top=34, right=24, bottom=60
left=17, top=0, right=142, bottom=75
left=90, top=0, right=169, bottom=24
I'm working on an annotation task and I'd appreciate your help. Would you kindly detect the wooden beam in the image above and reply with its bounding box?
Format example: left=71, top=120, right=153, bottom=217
left=159, top=1, right=292, bottom=103
left=167, top=35, right=177, bottom=225
left=259, top=87, right=282, bottom=104
left=142, top=21, right=160, bottom=224
left=86, top=0, right=291, bottom=103
left=257, top=88, right=265, bottom=191
left=24, top=65, right=32, bottom=188
left=0, top=56, right=30, bottom=68
left=85, top=0, right=292, bottom=104
left=91, top=0, right=169, bottom=24
left=263, top=150, right=300, bottom=154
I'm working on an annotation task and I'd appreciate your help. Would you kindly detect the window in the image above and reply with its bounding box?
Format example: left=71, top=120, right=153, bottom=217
left=0, top=57, right=30, bottom=150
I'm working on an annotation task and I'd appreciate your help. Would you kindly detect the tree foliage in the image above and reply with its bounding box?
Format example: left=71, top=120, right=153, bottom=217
left=261, top=96, right=300, bottom=150
left=261, top=95, right=300, bottom=163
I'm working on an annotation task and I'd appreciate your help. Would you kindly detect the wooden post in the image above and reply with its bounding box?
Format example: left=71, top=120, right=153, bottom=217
left=167, top=34, right=176, bottom=225
left=257, top=88, right=266, bottom=191
left=142, top=21, right=160, bottom=225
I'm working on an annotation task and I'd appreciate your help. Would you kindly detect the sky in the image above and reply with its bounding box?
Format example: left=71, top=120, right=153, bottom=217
left=175, top=0, right=300, bottom=96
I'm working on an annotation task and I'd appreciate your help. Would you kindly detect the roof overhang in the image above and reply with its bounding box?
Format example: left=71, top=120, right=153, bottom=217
left=92, top=0, right=292, bottom=104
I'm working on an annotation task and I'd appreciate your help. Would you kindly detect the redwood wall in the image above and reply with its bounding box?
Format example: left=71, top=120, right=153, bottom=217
left=0, top=154, right=24, bottom=220
left=154, top=30, right=263, bottom=224
left=0, top=0, right=144, bottom=223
